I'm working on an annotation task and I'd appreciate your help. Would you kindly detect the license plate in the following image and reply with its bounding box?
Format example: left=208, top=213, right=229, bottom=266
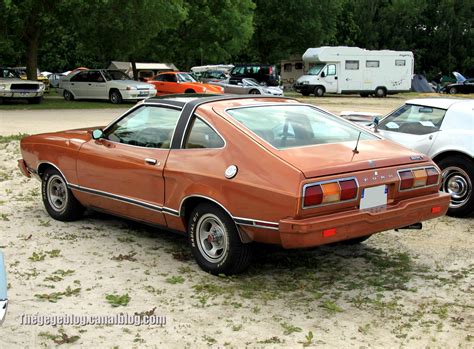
left=360, top=185, right=387, bottom=210
left=138, top=91, right=147, bottom=96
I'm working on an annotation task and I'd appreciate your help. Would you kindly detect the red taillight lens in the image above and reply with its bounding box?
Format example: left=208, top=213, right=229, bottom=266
left=269, top=66, right=273, bottom=74
left=339, top=179, right=358, bottom=200
left=304, top=185, right=323, bottom=207
left=399, top=170, right=414, bottom=190
left=426, top=167, right=439, bottom=185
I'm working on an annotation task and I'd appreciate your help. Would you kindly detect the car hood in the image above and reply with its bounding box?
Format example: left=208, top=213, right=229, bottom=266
left=271, top=139, right=426, bottom=178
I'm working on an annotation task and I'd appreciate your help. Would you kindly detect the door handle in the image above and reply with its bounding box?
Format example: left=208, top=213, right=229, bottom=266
left=144, top=158, right=157, bottom=165
left=88, top=83, right=92, bottom=86
left=335, top=76, right=338, bottom=80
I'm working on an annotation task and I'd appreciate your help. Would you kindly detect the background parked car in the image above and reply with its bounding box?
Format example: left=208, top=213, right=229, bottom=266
left=444, top=72, right=474, bottom=94
left=58, top=69, right=157, bottom=104
left=376, top=98, right=474, bottom=217
left=199, top=70, right=229, bottom=83
left=47, top=73, right=67, bottom=88
left=148, top=71, right=224, bottom=95
left=0, top=251, right=7, bottom=325
left=210, top=78, right=283, bottom=95
left=229, top=64, right=280, bottom=86
left=0, top=67, right=45, bottom=104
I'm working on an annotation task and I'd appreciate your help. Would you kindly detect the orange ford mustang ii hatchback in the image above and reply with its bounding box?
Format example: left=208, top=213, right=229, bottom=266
left=18, top=95, right=450, bottom=274
left=148, top=71, right=224, bottom=95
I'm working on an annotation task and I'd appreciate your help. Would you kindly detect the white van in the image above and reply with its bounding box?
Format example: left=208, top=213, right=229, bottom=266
left=294, top=46, right=414, bottom=97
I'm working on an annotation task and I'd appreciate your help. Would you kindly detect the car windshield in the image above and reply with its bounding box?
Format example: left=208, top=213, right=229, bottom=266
left=1, top=69, right=20, bottom=78
left=307, top=64, right=325, bottom=75
left=378, top=104, right=446, bottom=135
left=102, top=70, right=130, bottom=81
left=177, top=73, right=197, bottom=83
left=226, top=105, right=377, bottom=149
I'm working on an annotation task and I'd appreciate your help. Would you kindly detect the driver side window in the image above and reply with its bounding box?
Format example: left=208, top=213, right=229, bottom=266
left=105, top=106, right=181, bottom=148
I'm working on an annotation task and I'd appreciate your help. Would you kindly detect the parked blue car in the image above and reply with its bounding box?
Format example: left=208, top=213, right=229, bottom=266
left=0, top=251, right=7, bottom=325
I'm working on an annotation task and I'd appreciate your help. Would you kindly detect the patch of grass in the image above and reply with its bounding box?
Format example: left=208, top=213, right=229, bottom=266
left=281, top=322, right=302, bottom=335
left=0, top=96, right=129, bottom=110
left=35, top=286, right=81, bottom=302
left=166, top=275, right=185, bottom=284
left=299, top=331, right=314, bottom=347
left=0, top=133, right=29, bottom=143
left=39, top=329, right=80, bottom=345
left=29, top=251, right=46, bottom=262
left=258, top=336, right=283, bottom=344
left=202, top=335, right=217, bottom=345
left=106, top=293, right=130, bottom=307
left=111, top=252, right=137, bottom=262
left=45, top=249, right=61, bottom=258
left=320, top=300, right=343, bottom=314
left=53, top=269, right=75, bottom=277
left=0, top=213, right=10, bottom=221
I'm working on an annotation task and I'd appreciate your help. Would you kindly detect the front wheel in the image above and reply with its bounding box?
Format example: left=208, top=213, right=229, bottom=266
left=63, top=90, right=74, bottom=101
left=249, top=89, right=261, bottom=95
left=42, top=168, right=84, bottom=221
left=448, top=87, right=458, bottom=94
left=314, top=86, right=324, bottom=97
left=374, top=87, right=386, bottom=98
left=109, top=90, right=123, bottom=104
left=188, top=203, right=252, bottom=275
left=438, top=156, right=474, bottom=217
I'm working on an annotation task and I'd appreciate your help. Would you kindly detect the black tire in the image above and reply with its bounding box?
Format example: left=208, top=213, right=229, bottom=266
left=41, top=168, right=84, bottom=221
left=374, top=87, right=386, bottom=98
left=63, top=90, right=74, bottom=101
left=188, top=203, right=252, bottom=275
left=437, top=155, right=474, bottom=217
left=301, top=91, right=310, bottom=96
left=249, top=89, right=261, bottom=95
left=109, top=89, right=123, bottom=104
left=27, top=96, right=43, bottom=104
left=314, top=86, right=324, bottom=97
left=338, top=235, right=371, bottom=245
left=448, top=87, right=457, bottom=94
left=185, top=89, right=196, bottom=94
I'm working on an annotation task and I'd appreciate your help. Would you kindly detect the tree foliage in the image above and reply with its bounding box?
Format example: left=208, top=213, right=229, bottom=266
left=0, top=0, right=472, bottom=80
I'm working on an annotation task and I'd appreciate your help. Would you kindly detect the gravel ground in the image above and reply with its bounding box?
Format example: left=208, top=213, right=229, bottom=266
left=0, top=98, right=473, bottom=348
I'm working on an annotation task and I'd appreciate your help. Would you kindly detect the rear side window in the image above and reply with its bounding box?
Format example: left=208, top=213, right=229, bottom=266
left=345, top=61, right=359, bottom=70
left=70, top=71, right=88, bottom=82
left=227, top=105, right=376, bottom=149
left=379, top=104, right=446, bottom=135
left=184, top=117, right=225, bottom=149
left=366, top=60, right=380, bottom=68
left=395, top=60, right=406, bottom=66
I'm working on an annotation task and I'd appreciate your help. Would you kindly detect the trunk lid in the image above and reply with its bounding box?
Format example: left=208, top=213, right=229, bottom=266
left=273, top=139, right=426, bottom=178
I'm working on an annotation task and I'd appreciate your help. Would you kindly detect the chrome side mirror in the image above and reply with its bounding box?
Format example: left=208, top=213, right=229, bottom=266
left=0, top=251, right=8, bottom=325
left=92, top=129, right=104, bottom=140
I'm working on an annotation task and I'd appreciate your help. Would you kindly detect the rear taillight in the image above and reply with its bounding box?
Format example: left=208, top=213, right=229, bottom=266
left=398, top=167, right=439, bottom=191
left=303, top=177, right=358, bottom=208
left=269, top=66, right=273, bottom=74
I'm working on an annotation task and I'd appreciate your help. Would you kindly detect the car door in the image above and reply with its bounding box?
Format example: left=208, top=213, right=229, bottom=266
left=75, top=104, right=182, bottom=226
left=69, top=71, right=89, bottom=98
left=321, top=64, right=338, bottom=93
left=153, top=73, right=178, bottom=95
left=85, top=71, right=107, bottom=99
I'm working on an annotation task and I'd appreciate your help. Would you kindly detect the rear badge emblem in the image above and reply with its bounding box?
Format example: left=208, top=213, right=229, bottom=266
left=410, top=155, right=424, bottom=160
left=225, top=165, right=238, bottom=179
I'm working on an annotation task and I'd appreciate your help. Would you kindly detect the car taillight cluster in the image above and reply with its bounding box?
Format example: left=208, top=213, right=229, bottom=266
left=398, top=167, right=440, bottom=191
left=303, top=178, right=358, bottom=208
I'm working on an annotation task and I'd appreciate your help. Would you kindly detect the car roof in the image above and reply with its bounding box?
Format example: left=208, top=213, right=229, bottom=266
left=406, top=98, right=473, bottom=110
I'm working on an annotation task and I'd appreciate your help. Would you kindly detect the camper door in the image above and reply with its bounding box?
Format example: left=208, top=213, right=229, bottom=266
left=320, top=64, right=338, bottom=93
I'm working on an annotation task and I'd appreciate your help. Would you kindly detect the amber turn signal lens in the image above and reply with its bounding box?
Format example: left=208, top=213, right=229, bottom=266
left=413, top=169, right=428, bottom=187
left=321, top=182, right=340, bottom=203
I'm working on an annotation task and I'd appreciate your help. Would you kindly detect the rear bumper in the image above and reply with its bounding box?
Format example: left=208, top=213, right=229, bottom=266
left=279, top=192, right=450, bottom=248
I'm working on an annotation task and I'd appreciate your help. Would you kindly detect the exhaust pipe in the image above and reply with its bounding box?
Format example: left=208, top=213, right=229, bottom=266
left=395, top=222, right=422, bottom=231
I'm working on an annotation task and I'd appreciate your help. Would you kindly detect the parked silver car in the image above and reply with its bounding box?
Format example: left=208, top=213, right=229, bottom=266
left=210, top=78, right=283, bottom=96
left=376, top=98, right=474, bottom=217
left=0, top=251, right=7, bottom=325
left=58, top=69, right=157, bottom=104
left=0, top=67, right=45, bottom=104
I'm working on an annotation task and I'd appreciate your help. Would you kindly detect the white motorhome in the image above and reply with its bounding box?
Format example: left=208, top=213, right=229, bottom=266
left=294, top=46, right=414, bottom=97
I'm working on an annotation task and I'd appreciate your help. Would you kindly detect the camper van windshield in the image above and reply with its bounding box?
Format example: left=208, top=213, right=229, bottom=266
left=308, top=64, right=325, bottom=75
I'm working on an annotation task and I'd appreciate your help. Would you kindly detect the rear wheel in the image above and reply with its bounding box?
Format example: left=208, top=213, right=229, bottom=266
left=314, top=86, right=324, bottom=97
left=63, top=90, right=74, bottom=101
left=188, top=203, right=252, bottom=275
left=249, top=89, right=261, bottom=94
left=448, top=87, right=458, bottom=94
left=42, top=168, right=84, bottom=221
left=374, top=87, right=386, bottom=98
left=437, top=155, right=474, bottom=217
left=109, top=90, right=123, bottom=104
left=185, top=89, right=196, bottom=94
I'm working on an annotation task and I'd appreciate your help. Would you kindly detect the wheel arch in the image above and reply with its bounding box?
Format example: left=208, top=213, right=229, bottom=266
left=179, top=195, right=252, bottom=243
left=37, top=161, right=69, bottom=181
left=432, top=150, right=474, bottom=165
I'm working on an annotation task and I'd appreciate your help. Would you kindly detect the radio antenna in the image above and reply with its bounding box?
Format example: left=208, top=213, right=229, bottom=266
left=353, top=131, right=361, bottom=154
